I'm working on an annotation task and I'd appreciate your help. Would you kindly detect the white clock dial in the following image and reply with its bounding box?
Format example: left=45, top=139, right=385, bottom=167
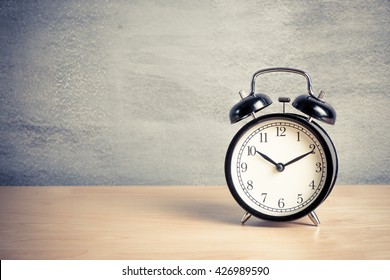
left=225, top=114, right=335, bottom=221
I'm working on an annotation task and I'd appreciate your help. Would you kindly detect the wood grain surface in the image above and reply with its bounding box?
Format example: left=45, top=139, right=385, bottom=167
left=0, top=185, right=389, bottom=260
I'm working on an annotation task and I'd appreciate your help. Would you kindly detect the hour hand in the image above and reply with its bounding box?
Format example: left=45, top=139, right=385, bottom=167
left=256, top=151, right=278, bottom=167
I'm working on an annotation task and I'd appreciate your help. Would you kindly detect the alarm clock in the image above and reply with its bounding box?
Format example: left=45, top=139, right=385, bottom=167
left=225, top=67, right=338, bottom=226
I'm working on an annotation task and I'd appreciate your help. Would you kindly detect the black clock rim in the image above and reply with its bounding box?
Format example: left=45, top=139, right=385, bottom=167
left=224, top=113, right=338, bottom=222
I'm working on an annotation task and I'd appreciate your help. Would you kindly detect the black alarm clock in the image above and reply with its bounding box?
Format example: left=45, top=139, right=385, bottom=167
left=225, top=68, right=338, bottom=226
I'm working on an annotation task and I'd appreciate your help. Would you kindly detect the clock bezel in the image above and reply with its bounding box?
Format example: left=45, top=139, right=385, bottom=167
left=225, top=113, right=338, bottom=222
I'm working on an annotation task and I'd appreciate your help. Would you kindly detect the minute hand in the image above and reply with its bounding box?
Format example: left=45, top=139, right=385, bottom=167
left=284, top=149, right=315, bottom=167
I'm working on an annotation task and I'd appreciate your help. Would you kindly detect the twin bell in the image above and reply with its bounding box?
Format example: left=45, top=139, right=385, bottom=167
left=229, top=67, right=336, bottom=125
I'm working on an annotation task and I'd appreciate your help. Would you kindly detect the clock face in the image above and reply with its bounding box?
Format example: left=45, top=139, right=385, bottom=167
left=225, top=114, right=336, bottom=221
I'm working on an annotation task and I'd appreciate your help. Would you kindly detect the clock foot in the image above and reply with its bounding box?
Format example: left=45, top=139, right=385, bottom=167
left=240, top=212, right=252, bottom=224
left=308, top=211, right=320, bottom=226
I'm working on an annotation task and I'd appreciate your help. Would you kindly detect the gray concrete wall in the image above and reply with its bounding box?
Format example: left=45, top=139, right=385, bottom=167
left=0, top=0, right=389, bottom=186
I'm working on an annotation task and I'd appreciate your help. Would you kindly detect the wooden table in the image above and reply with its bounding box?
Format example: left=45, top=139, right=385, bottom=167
left=0, top=185, right=389, bottom=260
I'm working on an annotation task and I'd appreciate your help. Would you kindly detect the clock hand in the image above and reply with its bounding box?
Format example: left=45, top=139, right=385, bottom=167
left=284, top=148, right=315, bottom=167
left=256, top=151, right=278, bottom=167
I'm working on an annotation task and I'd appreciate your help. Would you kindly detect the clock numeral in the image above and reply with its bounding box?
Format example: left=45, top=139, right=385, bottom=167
left=309, top=180, right=315, bottom=190
left=278, top=198, right=285, bottom=208
left=240, top=162, right=248, bottom=172
left=276, top=127, right=286, bottom=137
left=297, top=131, right=301, bottom=141
left=260, top=132, right=268, bottom=143
left=247, top=180, right=254, bottom=190
left=247, top=146, right=257, bottom=156
left=315, top=162, right=322, bottom=173
left=297, top=194, right=303, bottom=204
left=261, top=193, right=267, bottom=203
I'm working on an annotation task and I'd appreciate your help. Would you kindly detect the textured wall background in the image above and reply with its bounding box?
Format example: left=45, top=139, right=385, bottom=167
left=0, top=0, right=389, bottom=186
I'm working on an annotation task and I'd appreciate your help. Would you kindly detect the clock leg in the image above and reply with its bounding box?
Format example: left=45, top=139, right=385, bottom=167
left=240, top=212, right=252, bottom=224
left=308, top=211, right=320, bottom=226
